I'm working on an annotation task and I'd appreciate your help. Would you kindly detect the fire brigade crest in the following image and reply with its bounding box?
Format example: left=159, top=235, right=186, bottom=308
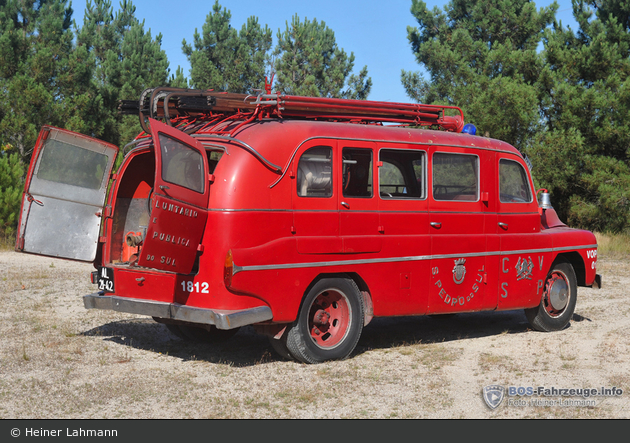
left=483, top=385, right=505, bottom=410
left=452, top=258, right=466, bottom=284
left=515, top=257, right=534, bottom=281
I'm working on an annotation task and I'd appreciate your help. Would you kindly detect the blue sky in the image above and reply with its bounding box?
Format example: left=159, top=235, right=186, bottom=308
left=72, top=0, right=580, bottom=103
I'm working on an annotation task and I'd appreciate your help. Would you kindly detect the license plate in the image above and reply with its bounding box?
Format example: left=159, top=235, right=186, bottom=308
left=97, top=267, right=115, bottom=293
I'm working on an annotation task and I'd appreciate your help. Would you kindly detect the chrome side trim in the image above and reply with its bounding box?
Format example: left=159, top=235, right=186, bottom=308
left=205, top=208, right=541, bottom=216
left=83, top=293, right=273, bottom=330
left=233, top=244, right=599, bottom=274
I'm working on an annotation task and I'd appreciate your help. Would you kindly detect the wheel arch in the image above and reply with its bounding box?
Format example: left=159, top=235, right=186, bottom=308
left=555, top=251, right=586, bottom=287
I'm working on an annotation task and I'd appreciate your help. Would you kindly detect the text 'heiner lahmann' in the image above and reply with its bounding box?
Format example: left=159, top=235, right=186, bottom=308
left=26, top=428, right=118, bottom=437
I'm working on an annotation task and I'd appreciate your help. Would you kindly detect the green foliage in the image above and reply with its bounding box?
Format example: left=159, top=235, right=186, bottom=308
left=0, top=0, right=176, bottom=158
left=403, top=0, right=556, bottom=147
left=273, top=14, right=371, bottom=98
left=75, top=0, right=172, bottom=145
left=404, top=0, right=630, bottom=233
left=0, top=152, right=25, bottom=238
left=525, top=0, right=630, bottom=232
left=183, top=0, right=272, bottom=93
left=0, top=0, right=76, bottom=159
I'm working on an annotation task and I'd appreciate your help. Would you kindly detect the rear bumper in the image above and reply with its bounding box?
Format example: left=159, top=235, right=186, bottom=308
left=83, top=293, right=273, bottom=330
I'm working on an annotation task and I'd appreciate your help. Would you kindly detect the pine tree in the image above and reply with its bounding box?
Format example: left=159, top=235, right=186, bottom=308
left=75, top=0, right=173, bottom=145
left=526, top=0, right=630, bottom=232
left=273, top=14, right=371, bottom=99
left=0, top=0, right=75, bottom=160
left=402, top=0, right=556, bottom=148
left=182, top=0, right=272, bottom=93
left=0, top=151, right=25, bottom=239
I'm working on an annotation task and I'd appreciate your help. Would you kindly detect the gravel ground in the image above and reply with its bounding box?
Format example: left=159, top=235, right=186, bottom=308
left=0, top=250, right=628, bottom=419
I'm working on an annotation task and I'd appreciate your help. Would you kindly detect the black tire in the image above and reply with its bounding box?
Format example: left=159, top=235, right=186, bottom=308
left=268, top=335, right=293, bottom=361
left=285, top=278, right=364, bottom=364
left=525, top=260, right=577, bottom=332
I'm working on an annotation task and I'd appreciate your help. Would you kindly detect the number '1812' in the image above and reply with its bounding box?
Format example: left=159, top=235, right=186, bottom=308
left=180, top=281, right=209, bottom=293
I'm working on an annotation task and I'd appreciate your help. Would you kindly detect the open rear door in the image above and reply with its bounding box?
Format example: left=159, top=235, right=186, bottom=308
left=16, top=127, right=119, bottom=262
left=136, top=119, right=210, bottom=274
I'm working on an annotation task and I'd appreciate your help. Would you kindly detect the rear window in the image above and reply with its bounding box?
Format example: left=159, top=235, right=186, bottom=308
left=159, top=133, right=205, bottom=193
left=37, top=139, right=108, bottom=190
left=432, top=152, right=478, bottom=201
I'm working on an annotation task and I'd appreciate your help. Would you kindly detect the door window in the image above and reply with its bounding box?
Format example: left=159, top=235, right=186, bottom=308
left=432, top=152, right=479, bottom=201
left=342, top=147, right=372, bottom=198
left=499, top=159, right=532, bottom=203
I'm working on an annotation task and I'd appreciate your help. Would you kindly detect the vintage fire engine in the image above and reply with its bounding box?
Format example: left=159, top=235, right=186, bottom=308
left=15, top=86, right=602, bottom=363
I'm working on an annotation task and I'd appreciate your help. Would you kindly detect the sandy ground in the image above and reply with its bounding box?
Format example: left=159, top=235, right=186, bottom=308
left=0, top=250, right=628, bottom=419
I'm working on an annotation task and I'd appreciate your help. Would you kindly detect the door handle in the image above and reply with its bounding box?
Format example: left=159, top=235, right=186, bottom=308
left=498, top=222, right=508, bottom=230
left=430, top=222, right=442, bottom=229
left=341, top=201, right=350, bottom=209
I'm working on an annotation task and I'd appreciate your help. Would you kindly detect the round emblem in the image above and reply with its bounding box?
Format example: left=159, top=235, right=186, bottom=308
left=452, top=258, right=466, bottom=284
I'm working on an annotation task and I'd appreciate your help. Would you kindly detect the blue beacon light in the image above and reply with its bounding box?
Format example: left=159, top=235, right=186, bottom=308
left=462, top=123, right=477, bottom=135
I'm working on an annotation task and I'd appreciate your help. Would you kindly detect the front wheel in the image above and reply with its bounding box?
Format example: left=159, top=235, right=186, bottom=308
left=285, top=278, right=364, bottom=364
left=525, top=260, right=577, bottom=332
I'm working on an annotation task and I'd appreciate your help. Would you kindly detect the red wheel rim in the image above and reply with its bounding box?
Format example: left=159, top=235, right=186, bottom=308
left=307, top=289, right=352, bottom=349
left=543, top=270, right=570, bottom=317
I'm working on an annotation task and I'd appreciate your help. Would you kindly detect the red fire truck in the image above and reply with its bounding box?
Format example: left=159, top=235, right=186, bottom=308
left=15, top=87, right=602, bottom=363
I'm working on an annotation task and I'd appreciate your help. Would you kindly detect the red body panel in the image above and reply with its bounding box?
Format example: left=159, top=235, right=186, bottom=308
left=21, top=117, right=599, bottom=329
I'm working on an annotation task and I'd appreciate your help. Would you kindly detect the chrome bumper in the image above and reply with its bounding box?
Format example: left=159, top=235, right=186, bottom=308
left=83, top=293, right=273, bottom=330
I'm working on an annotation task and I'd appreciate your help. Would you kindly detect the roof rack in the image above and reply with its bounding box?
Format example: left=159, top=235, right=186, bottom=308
left=119, top=86, right=465, bottom=136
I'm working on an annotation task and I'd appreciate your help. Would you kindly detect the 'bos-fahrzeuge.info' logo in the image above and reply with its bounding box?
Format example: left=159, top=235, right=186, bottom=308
left=483, top=384, right=623, bottom=410
left=482, top=385, right=506, bottom=409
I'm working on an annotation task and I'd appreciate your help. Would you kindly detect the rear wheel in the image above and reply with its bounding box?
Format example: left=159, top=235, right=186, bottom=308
left=268, top=335, right=293, bottom=360
left=285, top=278, right=364, bottom=364
left=525, top=260, right=577, bottom=332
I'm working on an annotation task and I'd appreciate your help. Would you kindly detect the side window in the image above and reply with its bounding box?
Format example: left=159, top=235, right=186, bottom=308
left=159, top=133, right=205, bottom=193
left=432, top=152, right=478, bottom=201
left=297, top=146, right=333, bottom=197
left=499, top=158, right=532, bottom=203
left=379, top=149, right=426, bottom=199
left=342, top=147, right=373, bottom=198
